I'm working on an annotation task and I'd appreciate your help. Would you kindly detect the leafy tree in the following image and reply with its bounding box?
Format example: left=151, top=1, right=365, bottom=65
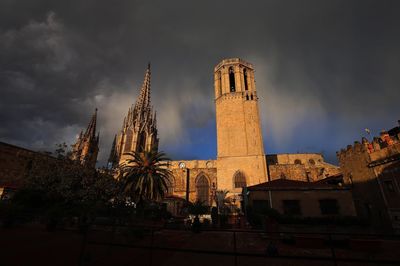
left=54, top=142, right=69, bottom=159
left=119, top=149, right=172, bottom=203
left=7, top=153, right=118, bottom=228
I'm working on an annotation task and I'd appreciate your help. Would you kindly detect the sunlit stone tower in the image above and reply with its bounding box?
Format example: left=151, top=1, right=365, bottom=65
left=70, top=108, right=99, bottom=168
left=108, top=64, right=159, bottom=168
left=214, top=58, right=267, bottom=192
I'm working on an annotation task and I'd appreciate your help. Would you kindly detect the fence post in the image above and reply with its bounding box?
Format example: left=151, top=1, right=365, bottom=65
left=328, top=234, right=337, bottom=266
left=233, top=231, right=238, bottom=266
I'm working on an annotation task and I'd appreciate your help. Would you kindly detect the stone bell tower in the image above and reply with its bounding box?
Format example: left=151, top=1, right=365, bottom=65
left=215, top=58, right=267, bottom=192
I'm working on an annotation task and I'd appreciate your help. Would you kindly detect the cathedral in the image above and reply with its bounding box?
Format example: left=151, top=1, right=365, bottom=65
left=107, top=64, right=159, bottom=168
left=69, top=108, right=99, bottom=168
left=70, top=58, right=339, bottom=204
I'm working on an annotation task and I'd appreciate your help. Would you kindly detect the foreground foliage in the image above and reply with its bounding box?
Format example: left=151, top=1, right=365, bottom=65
left=0, top=153, right=118, bottom=228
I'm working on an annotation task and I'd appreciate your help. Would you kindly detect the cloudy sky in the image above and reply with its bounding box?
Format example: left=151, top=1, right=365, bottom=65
left=1, top=0, right=399, bottom=165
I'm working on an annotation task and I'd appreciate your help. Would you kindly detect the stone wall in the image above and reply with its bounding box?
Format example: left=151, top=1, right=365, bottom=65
left=217, top=155, right=268, bottom=194
left=0, top=141, right=58, bottom=188
left=337, top=138, right=400, bottom=233
left=168, top=160, right=217, bottom=204
left=267, top=153, right=341, bottom=182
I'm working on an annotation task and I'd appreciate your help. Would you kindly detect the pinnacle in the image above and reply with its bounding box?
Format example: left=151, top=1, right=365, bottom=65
left=85, top=108, right=98, bottom=139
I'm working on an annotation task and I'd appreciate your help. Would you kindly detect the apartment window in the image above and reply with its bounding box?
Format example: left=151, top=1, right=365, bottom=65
left=283, top=200, right=301, bottom=216
left=319, top=199, right=339, bottom=215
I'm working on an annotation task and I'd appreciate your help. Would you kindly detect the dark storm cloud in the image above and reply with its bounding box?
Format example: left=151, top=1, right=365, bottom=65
left=1, top=0, right=399, bottom=165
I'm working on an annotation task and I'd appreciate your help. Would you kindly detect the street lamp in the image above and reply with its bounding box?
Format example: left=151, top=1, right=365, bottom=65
left=179, top=162, right=189, bottom=202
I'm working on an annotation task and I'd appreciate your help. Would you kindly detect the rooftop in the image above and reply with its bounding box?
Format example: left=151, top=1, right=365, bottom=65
left=247, top=175, right=348, bottom=191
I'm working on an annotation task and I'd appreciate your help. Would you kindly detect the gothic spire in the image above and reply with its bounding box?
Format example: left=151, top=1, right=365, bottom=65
left=69, top=108, right=99, bottom=168
left=85, top=108, right=98, bottom=139
left=134, top=63, right=151, bottom=113
left=111, top=63, right=158, bottom=167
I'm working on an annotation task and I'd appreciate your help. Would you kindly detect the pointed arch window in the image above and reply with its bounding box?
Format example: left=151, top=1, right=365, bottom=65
left=243, top=68, right=248, bottom=91
left=196, top=175, right=210, bottom=204
left=233, top=170, right=247, bottom=188
left=229, top=67, right=235, bottom=92
left=167, top=176, right=175, bottom=195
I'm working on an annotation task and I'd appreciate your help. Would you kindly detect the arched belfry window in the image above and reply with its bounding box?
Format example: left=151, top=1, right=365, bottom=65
left=243, top=68, right=248, bottom=91
left=233, top=170, right=247, bottom=188
left=196, top=175, right=210, bottom=204
left=229, top=67, right=235, bottom=92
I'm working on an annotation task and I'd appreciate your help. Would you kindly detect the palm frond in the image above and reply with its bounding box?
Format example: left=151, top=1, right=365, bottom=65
left=118, top=149, right=173, bottom=203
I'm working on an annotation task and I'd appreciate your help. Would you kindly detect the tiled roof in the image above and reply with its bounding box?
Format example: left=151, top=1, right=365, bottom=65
left=247, top=176, right=347, bottom=191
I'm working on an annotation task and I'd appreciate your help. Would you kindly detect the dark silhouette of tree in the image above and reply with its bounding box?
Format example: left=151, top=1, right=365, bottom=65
left=119, top=149, right=172, bottom=203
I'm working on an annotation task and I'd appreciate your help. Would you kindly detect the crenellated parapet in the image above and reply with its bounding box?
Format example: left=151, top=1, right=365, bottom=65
left=337, top=125, right=400, bottom=165
left=337, top=141, right=368, bottom=162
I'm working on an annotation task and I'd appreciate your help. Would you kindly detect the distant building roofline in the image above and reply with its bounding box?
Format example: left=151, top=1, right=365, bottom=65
left=246, top=175, right=348, bottom=191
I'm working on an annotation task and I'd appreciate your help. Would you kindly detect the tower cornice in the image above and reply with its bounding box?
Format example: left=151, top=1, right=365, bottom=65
left=214, top=58, right=254, bottom=72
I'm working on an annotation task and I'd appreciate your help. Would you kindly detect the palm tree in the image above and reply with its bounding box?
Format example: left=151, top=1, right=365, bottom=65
left=215, top=189, right=229, bottom=214
left=120, top=149, right=173, bottom=203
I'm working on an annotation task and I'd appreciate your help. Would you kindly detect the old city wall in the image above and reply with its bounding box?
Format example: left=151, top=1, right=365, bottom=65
left=369, top=141, right=400, bottom=162
left=267, top=153, right=341, bottom=182
left=337, top=141, right=391, bottom=231
left=0, top=142, right=60, bottom=187
left=268, top=164, right=308, bottom=181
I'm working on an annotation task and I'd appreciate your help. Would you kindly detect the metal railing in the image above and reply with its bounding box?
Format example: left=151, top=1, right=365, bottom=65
left=78, top=223, right=400, bottom=266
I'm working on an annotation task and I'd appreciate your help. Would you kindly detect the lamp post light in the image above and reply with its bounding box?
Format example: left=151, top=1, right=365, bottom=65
left=179, top=162, right=189, bottom=202
left=211, top=182, right=217, bottom=207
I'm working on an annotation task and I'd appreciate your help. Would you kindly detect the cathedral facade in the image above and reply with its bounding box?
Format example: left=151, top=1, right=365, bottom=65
left=107, top=58, right=340, bottom=205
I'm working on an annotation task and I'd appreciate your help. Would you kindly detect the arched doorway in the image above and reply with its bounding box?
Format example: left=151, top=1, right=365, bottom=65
left=196, top=175, right=210, bottom=204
